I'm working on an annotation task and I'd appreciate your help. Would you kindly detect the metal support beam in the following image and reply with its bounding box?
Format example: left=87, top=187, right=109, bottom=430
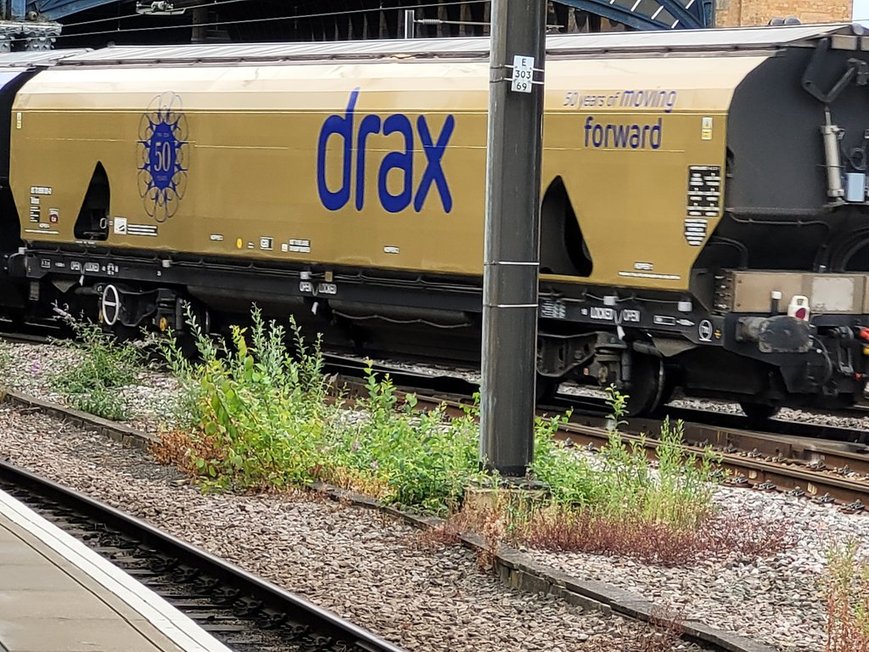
left=555, top=0, right=710, bottom=30
left=480, top=0, right=546, bottom=477
left=190, top=6, right=206, bottom=43
left=0, top=18, right=57, bottom=50
left=30, top=0, right=117, bottom=21
left=402, top=8, right=414, bottom=39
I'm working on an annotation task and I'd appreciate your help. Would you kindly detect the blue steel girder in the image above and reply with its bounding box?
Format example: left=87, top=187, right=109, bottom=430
left=24, top=0, right=713, bottom=29
left=556, top=0, right=713, bottom=30
left=27, top=0, right=117, bottom=20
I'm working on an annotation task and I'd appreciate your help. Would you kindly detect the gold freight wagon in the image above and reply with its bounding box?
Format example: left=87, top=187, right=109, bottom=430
left=11, top=23, right=869, bottom=415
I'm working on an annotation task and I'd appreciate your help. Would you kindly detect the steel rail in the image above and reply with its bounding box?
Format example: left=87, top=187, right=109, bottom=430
left=324, top=359, right=869, bottom=507
left=555, top=421, right=869, bottom=509
left=564, top=407, right=869, bottom=478
left=0, top=460, right=406, bottom=652
left=328, top=370, right=869, bottom=508
left=1, top=340, right=868, bottom=510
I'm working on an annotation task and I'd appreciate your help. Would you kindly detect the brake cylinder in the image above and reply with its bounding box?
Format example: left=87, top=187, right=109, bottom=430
left=822, top=109, right=845, bottom=200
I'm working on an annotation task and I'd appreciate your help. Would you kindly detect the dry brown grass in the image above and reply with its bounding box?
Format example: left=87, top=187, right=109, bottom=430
left=438, top=496, right=792, bottom=568
left=427, top=500, right=508, bottom=570
left=825, top=543, right=869, bottom=652
left=414, top=520, right=463, bottom=552
left=517, top=507, right=793, bottom=567
left=149, top=428, right=219, bottom=474
left=623, top=605, right=686, bottom=652
left=827, top=599, right=869, bottom=652
left=320, top=466, right=391, bottom=502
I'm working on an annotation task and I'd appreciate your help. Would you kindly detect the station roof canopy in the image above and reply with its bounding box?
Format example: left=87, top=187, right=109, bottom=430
left=29, top=0, right=712, bottom=30
left=29, top=0, right=112, bottom=20
left=560, top=0, right=712, bottom=30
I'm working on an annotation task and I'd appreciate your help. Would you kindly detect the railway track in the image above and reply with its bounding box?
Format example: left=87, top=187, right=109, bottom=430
left=556, top=419, right=869, bottom=509
left=0, top=460, right=405, bottom=652
left=550, top=390, right=869, bottom=444
left=325, top=359, right=869, bottom=508
left=327, top=351, right=869, bottom=442
left=6, top=321, right=869, bottom=440
left=2, top=331, right=868, bottom=510
left=844, top=401, right=869, bottom=419
left=659, top=403, right=869, bottom=444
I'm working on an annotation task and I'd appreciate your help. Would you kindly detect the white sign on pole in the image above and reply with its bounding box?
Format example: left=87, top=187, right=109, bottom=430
left=511, top=55, right=534, bottom=93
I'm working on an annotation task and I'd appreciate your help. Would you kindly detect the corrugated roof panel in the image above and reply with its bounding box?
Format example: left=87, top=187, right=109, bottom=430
left=546, top=23, right=852, bottom=51
left=0, top=48, right=88, bottom=67
left=59, top=38, right=487, bottom=64
left=55, top=23, right=854, bottom=66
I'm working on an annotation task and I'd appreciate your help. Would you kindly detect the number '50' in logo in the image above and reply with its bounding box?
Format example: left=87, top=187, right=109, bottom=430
left=137, top=92, right=189, bottom=223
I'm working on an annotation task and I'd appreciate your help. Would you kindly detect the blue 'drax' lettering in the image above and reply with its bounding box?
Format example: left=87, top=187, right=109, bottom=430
left=317, top=89, right=455, bottom=213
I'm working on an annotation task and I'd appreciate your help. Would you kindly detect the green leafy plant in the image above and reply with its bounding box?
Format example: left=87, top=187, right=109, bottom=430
left=0, top=339, right=12, bottom=379
left=162, top=307, right=332, bottom=490
left=157, top=307, right=493, bottom=511
left=51, top=316, right=141, bottom=420
left=157, top=312, right=780, bottom=567
left=530, top=387, right=718, bottom=530
left=332, top=363, right=489, bottom=512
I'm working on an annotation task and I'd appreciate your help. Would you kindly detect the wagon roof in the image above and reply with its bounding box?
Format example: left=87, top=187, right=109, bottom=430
left=0, top=48, right=87, bottom=68
left=49, top=23, right=863, bottom=67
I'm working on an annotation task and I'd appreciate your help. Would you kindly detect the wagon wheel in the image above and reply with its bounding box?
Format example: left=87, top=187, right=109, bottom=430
left=739, top=402, right=781, bottom=422
left=535, top=375, right=561, bottom=405
left=624, top=353, right=665, bottom=417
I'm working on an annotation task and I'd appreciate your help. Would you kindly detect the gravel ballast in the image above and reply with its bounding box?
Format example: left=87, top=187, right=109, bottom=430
left=0, top=405, right=706, bottom=652
left=526, top=487, right=869, bottom=652
left=3, top=340, right=869, bottom=651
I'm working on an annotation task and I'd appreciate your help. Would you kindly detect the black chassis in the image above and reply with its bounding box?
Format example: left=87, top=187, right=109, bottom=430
left=18, top=245, right=868, bottom=400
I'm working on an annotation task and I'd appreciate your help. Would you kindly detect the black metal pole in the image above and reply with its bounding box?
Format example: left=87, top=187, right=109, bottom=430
left=402, top=8, right=415, bottom=38
left=480, top=0, right=547, bottom=476
left=191, top=7, right=207, bottom=43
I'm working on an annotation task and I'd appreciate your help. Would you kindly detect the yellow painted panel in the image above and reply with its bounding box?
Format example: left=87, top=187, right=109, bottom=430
left=12, top=55, right=768, bottom=292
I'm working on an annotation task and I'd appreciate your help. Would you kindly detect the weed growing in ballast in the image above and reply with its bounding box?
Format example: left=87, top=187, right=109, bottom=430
left=153, top=305, right=791, bottom=566
left=823, top=541, right=869, bottom=652
left=156, top=305, right=490, bottom=512
left=50, top=315, right=141, bottom=421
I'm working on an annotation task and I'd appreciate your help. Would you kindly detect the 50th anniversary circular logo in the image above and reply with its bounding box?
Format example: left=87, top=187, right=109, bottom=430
left=137, top=92, right=189, bottom=222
